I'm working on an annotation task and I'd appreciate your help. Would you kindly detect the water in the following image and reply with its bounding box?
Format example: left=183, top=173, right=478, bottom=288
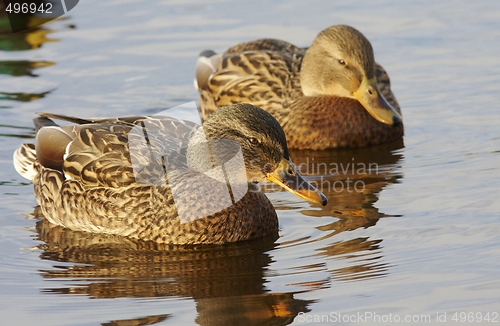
left=1, top=1, right=499, bottom=325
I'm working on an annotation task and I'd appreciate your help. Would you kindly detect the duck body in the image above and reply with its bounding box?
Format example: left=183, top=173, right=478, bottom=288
left=32, top=168, right=277, bottom=244
left=281, top=96, right=403, bottom=149
left=196, top=25, right=404, bottom=150
left=14, top=104, right=326, bottom=245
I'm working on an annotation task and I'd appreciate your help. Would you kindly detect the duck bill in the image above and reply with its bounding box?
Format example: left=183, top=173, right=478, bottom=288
left=353, top=76, right=402, bottom=126
left=266, top=158, right=327, bottom=206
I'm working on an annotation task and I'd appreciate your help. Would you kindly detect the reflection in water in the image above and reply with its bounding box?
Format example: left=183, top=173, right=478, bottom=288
left=0, top=89, right=53, bottom=102
left=0, top=26, right=56, bottom=51
left=0, top=15, right=57, bottom=51
left=0, top=124, right=35, bottom=138
left=316, top=237, right=388, bottom=281
left=35, top=218, right=312, bottom=326
left=277, top=140, right=404, bottom=281
left=291, top=139, right=403, bottom=223
left=0, top=12, right=57, bottom=108
left=0, top=60, right=54, bottom=77
left=102, top=314, right=171, bottom=326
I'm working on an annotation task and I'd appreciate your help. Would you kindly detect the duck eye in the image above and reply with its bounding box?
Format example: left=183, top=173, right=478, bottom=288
left=248, top=137, right=259, bottom=145
left=338, top=59, right=346, bottom=66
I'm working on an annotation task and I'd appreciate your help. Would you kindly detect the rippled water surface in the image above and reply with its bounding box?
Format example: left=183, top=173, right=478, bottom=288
left=1, top=1, right=499, bottom=325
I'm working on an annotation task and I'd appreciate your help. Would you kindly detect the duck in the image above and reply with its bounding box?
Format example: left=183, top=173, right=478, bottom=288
left=13, top=103, right=327, bottom=245
left=195, top=25, right=404, bottom=150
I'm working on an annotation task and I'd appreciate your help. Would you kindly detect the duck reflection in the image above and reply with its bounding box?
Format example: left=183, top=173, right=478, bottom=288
left=290, top=139, right=403, bottom=228
left=315, top=237, right=388, bottom=281
left=35, top=218, right=311, bottom=326
left=276, top=140, right=404, bottom=281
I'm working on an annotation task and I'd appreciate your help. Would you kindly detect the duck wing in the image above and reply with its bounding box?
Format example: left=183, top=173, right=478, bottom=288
left=33, top=113, right=198, bottom=188
left=224, top=38, right=304, bottom=54
left=199, top=50, right=303, bottom=121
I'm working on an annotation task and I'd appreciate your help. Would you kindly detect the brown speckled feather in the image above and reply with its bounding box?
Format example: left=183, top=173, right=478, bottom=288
left=196, top=25, right=404, bottom=150
left=201, top=51, right=302, bottom=123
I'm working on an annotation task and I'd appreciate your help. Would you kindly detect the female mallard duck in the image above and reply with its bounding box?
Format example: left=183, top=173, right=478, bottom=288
left=195, top=25, right=404, bottom=150
left=14, top=104, right=326, bottom=245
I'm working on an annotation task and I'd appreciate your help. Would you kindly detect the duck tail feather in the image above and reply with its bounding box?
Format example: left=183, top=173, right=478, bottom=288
left=194, top=51, right=221, bottom=90
left=13, top=143, right=38, bottom=181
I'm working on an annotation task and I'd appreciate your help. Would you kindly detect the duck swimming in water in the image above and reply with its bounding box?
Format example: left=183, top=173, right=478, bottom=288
left=196, top=25, right=403, bottom=149
left=14, top=103, right=326, bottom=245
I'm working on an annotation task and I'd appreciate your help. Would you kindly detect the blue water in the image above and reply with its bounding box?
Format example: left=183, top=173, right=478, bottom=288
left=0, top=1, right=499, bottom=325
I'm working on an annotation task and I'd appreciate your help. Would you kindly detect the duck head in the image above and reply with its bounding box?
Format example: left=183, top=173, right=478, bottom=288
left=193, top=103, right=327, bottom=206
left=300, top=25, right=401, bottom=126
